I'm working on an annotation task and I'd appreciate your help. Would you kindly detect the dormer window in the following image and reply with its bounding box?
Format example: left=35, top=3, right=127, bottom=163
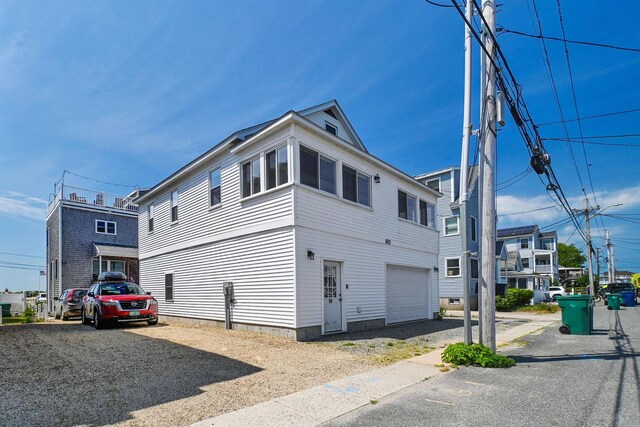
left=325, top=122, right=338, bottom=136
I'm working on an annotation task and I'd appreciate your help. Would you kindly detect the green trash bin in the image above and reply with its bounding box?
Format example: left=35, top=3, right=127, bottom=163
left=0, top=302, right=12, bottom=317
left=557, top=295, right=593, bottom=335
left=607, top=294, right=621, bottom=311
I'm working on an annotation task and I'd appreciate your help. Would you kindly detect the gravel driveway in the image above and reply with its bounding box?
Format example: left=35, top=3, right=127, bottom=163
left=0, top=316, right=527, bottom=426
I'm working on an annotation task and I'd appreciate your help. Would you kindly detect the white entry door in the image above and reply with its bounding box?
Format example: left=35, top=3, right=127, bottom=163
left=323, top=261, right=342, bottom=333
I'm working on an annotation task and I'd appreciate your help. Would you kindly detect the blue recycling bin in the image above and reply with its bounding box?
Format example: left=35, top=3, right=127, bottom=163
left=620, top=291, right=636, bottom=307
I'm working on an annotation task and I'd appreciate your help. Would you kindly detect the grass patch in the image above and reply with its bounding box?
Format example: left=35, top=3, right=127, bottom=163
left=434, top=363, right=444, bottom=368
left=515, top=303, right=560, bottom=314
left=370, top=399, right=378, bottom=405
left=369, top=342, right=434, bottom=365
left=342, top=342, right=356, bottom=347
left=1, top=316, right=30, bottom=325
left=439, top=367, right=450, bottom=372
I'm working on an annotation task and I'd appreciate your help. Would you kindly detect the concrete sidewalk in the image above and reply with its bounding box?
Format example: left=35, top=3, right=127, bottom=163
left=192, top=316, right=558, bottom=427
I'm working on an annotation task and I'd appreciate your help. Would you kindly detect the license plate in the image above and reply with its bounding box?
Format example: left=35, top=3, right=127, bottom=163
left=129, top=311, right=140, bottom=317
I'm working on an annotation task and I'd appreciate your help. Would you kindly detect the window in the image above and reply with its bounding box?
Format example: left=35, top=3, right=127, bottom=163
left=427, top=203, right=436, bottom=228
left=342, top=165, right=370, bottom=206
left=426, top=179, right=440, bottom=192
left=148, top=204, right=154, bottom=232
left=446, top=258, right=461, bottom=277
left=471, top=258, right=479, bottom=279
left=542, top=239, right=554, bottom=250
left=444, top=216, right=459, bottom=235
left=209, top=168, right=221, bottom=206
left=470, top=216, right=477, bottom=242
left=299, top=146, right=336, bottom=194
left=54, top=259, right=58, bottom=279
left=325, top=122, right=338, bottom=136
left=520, top=238, right=529, bottom=249
left=266, top=146, right=289, bottom=190
left=165, top=273, right=174, bottom=301
left=241, top=158, right=261, bottom=198
left=448, top=298, right=461, bottom=305
left=522, top=257, right=530, bottom=269
left=518, top=278, right=528, bottom=289
left=398, top=190, right=417, bottom=222
left=96, top=220, right=116, bottom=235
left=171, top=191, right=179, bottom=222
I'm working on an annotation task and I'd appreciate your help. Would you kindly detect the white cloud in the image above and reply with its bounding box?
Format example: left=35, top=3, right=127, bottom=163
left=0, top=190, right=48, bottom=221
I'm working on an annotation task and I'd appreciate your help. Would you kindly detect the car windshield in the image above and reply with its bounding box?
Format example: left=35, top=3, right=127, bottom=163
left=98, top=283, right=146, bottom=296
left=74, top=290, right=87, bottom=297
left=607, top=283, right=634, bottom=292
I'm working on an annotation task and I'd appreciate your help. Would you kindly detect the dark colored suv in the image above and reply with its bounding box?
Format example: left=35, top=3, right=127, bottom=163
left=54, top=288, right=88, bottom=320
left=602, top=282, right=638, bottom=305
left=81, top=271, right=158, bottom=329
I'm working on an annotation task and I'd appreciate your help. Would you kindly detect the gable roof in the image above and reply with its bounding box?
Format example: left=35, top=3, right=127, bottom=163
left=497, top=225, right=539, bottom=239
left=136, top=100, right=367, bottom=205
left=136, top=100, right=439, bottom=205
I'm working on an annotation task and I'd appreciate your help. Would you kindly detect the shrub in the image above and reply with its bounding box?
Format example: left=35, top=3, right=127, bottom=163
left=22, top=306, right=36, bottom=323
left=495, top=288, right=534, bottom=311
left=441, top=342, right=516, bottom=368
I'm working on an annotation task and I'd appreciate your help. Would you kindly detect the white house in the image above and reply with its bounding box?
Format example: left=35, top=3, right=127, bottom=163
left=135, top=100, right=441, bottom=340
left=497, top=225, right=558, bottom=303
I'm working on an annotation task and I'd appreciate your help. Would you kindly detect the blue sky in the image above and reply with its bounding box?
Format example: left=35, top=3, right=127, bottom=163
left=1, top=0, right=639, bottom=291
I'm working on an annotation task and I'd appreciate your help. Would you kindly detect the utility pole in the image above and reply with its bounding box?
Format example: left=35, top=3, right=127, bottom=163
left=580, top=197, right=595, bottom=295
left=605, top=229, right=614, bottom=284
left=459, top=0, right=473, bottom=345
left=595, top=247, right=600, bottom=292
left=479, top=0, right=497, bottom=351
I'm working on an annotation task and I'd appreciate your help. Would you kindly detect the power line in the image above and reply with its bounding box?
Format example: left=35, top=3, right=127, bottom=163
left=425, top=0, right=457, bottom=7
left=537, top=108, right=640, bottom=126
left=498, top=205, right=557, bottom=216
left=496, top=28, right=640, bottom=53
left=0, top=251, right=45, bottom=259
left=544, top=139, right=640, bottom=147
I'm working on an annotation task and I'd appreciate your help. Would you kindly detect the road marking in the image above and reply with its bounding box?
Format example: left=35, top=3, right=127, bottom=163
left=425, top=398, right=454, bottom=407
left=463, top=381, right=489, bottom=386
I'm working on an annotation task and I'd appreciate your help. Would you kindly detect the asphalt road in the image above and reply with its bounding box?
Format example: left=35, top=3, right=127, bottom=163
left=327, top=304, right=640, bottom=427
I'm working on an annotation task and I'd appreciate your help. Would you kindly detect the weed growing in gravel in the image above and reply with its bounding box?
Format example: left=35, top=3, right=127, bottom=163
left=370, top=399, right=378, bottom=405
left=434, top=363, right=444, bottom=368
left=439, top=367, right=450, bottom=372
left=442, top=343, right=516, bottom=368
left=342, top=342, right=356, bottom=347
left=516, top=303, right=560, bottom=314
left=369, top=342, right=434, bottom=365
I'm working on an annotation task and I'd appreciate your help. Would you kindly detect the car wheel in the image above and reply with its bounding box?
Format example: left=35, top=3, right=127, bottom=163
left=54, top=308, right=60, bottom=320
left=93, top=310, right=105, bottom=330
left=61, top=309, right=69, bottom=321
left=81, top=308, right=91, bottom=325
left=552, top=295, right=558, bottom=302
left=147, top=319, right=158, bottom=326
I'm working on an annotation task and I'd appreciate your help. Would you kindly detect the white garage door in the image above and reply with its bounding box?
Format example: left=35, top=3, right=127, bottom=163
left=386, top=265, right=430, bottom=324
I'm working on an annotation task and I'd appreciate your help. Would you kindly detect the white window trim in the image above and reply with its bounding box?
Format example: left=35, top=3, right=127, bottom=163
left=95, top=219, right=117, bottom=235
left=426, top=177, right=441, bottom=193
left=445, top=257, right=462, bottom=278
left=325, top=121, right=338, bottom=136
left=443, top=216, right=460, bottom=236
left=170, top=190, right=179, bottom=224
left=148, top=204, right=154, bottom=234
left=341, top=162, right=372, bottom=207
left=164, top=271, right=175, bottom=302
left=209, top=166, right=222, bottom=208
left=470, top=216, right=477, bottom=242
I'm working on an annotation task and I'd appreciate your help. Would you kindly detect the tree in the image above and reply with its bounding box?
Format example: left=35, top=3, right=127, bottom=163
left=558, top=243, right=586, bottom=268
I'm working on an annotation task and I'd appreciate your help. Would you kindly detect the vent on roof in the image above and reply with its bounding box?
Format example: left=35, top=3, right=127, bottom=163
left=324, top=109, right=338, bottom=119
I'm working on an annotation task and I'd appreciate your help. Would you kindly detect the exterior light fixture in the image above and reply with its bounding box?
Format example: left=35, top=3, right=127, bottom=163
left=434, top=267, right=440, bottom=272
left=374, top=173, right=381, bottom=183
left=307, top=250, right=315, bottom=260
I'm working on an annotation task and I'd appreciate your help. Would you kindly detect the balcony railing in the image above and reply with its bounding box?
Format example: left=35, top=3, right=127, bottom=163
left=534, top=264, right=555, bottom=274
left=48, top=185, right=138, bottom=215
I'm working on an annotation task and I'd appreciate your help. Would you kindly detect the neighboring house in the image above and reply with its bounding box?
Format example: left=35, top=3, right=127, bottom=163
left=135, top=100, right=441, bottom=340
left=497, top=226, right=559, bottom=303
left=415, top=166, right=481, bottom=310
left=559, top=265, right=586, bottom=287
left=45, top=184, right=142, bottom=313
left=601, top=270, right=634, bottom=284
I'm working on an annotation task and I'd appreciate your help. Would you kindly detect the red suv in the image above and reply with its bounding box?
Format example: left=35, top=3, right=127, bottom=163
left=81, top=272, right=158, bottom=329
